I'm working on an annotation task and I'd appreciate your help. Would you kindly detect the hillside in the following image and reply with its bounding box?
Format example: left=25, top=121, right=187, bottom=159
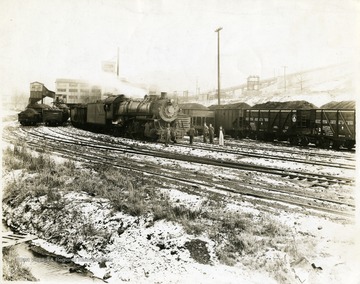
left=190, top=63, right=358, bottom=108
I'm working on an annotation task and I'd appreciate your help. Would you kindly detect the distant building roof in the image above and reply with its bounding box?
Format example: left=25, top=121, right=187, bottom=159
left=55, top=78, right=89, bottom=84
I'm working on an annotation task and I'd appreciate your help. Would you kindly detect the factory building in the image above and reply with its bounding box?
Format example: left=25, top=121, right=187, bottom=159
left=55, top=78, right=101, bottom=104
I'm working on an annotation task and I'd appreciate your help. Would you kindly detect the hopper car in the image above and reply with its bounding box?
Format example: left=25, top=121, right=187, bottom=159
left=18, top=82, right=69, bottom=126
left=180, top=103, right=355, bottom=150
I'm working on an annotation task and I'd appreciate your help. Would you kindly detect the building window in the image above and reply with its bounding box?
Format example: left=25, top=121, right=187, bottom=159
left=69, top=83, right=78, bottom=87
left=69, top=89, right=78, bottom=92
left=57, top=88, right=66, bottom=92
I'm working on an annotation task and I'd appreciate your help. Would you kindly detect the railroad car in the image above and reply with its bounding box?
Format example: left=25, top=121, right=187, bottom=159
left=43, top=109, right=65, bottom=126
left=180, top=103, right=215, bottom=135
left=71, top=93, right=188, bottom=142
left=18, top=103, right=49, bottom=126
left=18, top=108, right=42, bottom=126
left=50, top=98, right=70, bottom=124
left=19, top=105, right=69, bottom=126
left=241, top=108, right=356, bottom=149
left=311, top=109, right=355, bottom=150
left=18, top=82, right=69, bottom=126
left=243, top=108, right=312, bottom=144
left=182, top=100, right=355, bottom=150
left=212, top=103, right=250, bottom=138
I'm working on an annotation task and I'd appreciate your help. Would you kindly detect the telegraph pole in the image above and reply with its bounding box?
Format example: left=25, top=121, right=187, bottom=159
left=215, top=27, right=222, bottom=105
left=283, top=65, right=287, bottom=92
left=117, top=47, right=120, bottom=77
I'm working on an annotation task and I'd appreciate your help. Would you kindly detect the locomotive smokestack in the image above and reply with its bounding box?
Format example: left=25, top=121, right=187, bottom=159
left=160, top=92, right=167, bottom=99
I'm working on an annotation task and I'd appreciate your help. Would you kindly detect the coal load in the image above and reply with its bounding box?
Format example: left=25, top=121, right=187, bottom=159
left=251, top=101, right=317, bottom=109
left=320, top=101, right=355, bottom=109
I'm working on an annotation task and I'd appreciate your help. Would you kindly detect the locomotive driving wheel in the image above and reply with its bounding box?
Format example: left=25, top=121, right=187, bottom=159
left=299, top=137, right=309, bottom=146
left=289, top=136, right=299, bottom=146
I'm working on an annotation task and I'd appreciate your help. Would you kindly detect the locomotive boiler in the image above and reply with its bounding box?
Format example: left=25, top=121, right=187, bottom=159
left=71, top=92, right=188, bottom=142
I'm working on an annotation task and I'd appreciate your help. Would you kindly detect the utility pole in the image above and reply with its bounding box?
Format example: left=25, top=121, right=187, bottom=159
left=196, top=78, right=199, bottom=97
left=117, top=47, right=120, bottom=77
left=283, top=65, right=287, bottom=92
left=215, top=27, right=222, bottom=105
left=297, top=74, right=304, bottom=91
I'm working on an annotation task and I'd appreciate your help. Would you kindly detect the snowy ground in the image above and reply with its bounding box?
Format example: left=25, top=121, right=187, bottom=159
left=2, top=116, right=360, bottom=284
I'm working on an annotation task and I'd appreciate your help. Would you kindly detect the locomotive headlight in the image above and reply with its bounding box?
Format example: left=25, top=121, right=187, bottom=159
left=166, top=105, right=176, bottom=116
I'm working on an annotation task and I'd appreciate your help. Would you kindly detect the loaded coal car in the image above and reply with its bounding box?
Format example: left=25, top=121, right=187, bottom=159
left=42, top=98, right=70, bottom=126
left=18, top=103, right=50, bottom=126
left=309, top=102, right=356, bottom=150
left=71, top=92, right=188, bottom=142
left=242, top=101, right=356, bottom=149
left=212, top=102, right=250, bottom=138
left=243, top=108, right=313, bottom=144
left=18, top=107, right=42, bottom=126
left=314, top=101, right=356, bottom=149
left=242, top=101, right=315, bottom=144
left=42, top=108, right=64, bottom=126
left=52, top=98, right=70, bottom=124
left=180, top=103, right=215, bottom=135
left=18, top=82, right=69, bottom=126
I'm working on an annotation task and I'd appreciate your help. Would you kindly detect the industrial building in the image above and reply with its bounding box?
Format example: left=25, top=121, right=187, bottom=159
left=55, top=79, right=101, bottom=104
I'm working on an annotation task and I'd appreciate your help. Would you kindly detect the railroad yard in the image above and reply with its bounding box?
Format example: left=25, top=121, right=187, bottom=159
left=1, top=113, right=359, bottom=283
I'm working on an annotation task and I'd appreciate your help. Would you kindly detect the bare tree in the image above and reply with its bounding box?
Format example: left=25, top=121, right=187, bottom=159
left=10, top=91, right=28, bottom=110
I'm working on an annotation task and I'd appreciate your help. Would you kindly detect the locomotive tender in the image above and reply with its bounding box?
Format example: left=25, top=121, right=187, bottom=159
left=71, top=92, right=189, bottom=142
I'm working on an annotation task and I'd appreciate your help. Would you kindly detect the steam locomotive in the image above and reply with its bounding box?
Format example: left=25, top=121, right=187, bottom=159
left=70, top=92, right=190, bottom=142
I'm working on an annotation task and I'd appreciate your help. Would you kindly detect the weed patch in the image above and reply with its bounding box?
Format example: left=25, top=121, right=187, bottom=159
left=2, top=247, right=37, bottom=281
left=3, top=144, right=301, bottom=282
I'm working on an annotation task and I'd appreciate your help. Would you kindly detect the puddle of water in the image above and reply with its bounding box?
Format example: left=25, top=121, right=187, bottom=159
left=3, top=221, right=103, bottom=283
left=13, top=243, right=103, bottom=283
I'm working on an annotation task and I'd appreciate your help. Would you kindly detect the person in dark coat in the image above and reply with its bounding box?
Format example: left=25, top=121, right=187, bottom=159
left=209, top=124, right=214, bottom=144
left=188, top=125, right=196, bottom=144
left=164, top=123, right=171, bottom=146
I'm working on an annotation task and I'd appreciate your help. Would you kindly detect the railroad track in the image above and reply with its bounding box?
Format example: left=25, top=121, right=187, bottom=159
left=38, top=127, right=355, bottom=186
left=3, top=126, right=354, bottom=219
left=178, top=141, right=355, bottom=170
left=50, top=126, right=355, bottom=169
left=225, top=139, right=356, bottom=162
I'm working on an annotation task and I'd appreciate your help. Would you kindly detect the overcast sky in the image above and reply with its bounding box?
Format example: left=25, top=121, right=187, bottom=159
left=1, top=0, right=359, bottom=97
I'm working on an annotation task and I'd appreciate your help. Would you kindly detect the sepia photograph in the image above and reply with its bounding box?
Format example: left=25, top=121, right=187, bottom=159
left=1, top=0, right=359, bottom=283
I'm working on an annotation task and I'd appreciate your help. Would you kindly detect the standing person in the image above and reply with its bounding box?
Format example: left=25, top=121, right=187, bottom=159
left=219, top=126, right=224, bottom=146
left=209, top=124, right=215, bottom=144
left=144, top=121, right=150, bottom=138
left=203, top=123, right=209, bottom=143
left=188, top=125, right=196, bottom=145
left=164, top=123, right=171, bottom=146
